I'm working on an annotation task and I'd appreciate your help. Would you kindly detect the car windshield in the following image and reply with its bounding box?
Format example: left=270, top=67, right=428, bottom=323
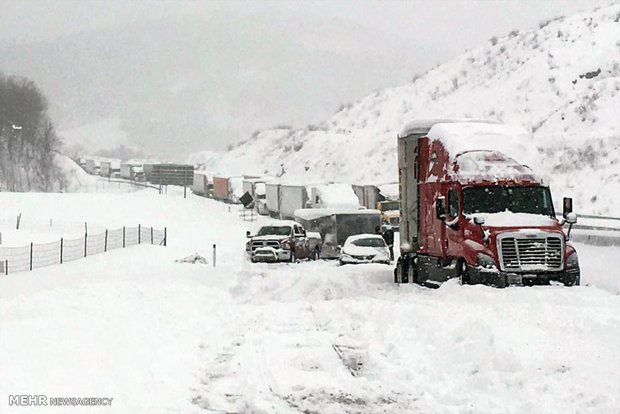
left=381, top=201, right=399, bottom=211
left=351, top=238, right=386, bottom=248
left=462, top=186, right=554, bottom=216
left=257, top=226, right=291, bottom=236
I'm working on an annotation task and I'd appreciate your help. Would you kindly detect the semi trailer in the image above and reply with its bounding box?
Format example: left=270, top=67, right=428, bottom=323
left=395, top=120, right=580, bottom=287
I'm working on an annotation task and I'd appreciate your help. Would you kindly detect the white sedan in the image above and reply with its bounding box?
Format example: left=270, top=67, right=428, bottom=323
left=339, top=234, right=391, bottom=265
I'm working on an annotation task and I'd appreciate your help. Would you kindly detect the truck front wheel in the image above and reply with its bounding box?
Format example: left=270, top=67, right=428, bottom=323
left=458, top=260, right=470, bottom=285
left=563, top=273, right=580, bottom=286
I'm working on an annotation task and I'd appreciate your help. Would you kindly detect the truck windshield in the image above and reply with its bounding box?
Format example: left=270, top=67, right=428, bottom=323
left=462, top=186, right=554, bottom=216
left=380, top=201, right=399, bottom=211
left=257, top=226, right=292, bottom=236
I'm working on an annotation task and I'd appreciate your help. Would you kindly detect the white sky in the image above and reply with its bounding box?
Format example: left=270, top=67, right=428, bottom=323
left=1, top=0, right=611, bottom=47
left=0, top=0, right=613, bottom=156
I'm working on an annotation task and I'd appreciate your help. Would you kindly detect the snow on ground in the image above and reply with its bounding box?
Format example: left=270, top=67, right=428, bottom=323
left=1, top=190, right=619, bottom=413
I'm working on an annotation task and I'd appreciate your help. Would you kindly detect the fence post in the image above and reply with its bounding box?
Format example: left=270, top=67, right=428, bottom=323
left=213, top=244, right=216, bottom=267
left=164, top=227, right=167, bottom=247
left=123, top=226, right=126, bottom=248
left=30, top=242, right=33, bottom=271
left=104, top=230, right=108, bottom=252
left=60, top=238, right=63, bottom=264
left=150, top=227, right=153, bottom=244
left=16, top=213, right=21, bottom=230
left=85, top=222, right=88, bottom=233
left=5, top=259, right=7, bottom=275
left=138, top=224, right=141, bottom=244
left=84, top=233, right=87, bottom=257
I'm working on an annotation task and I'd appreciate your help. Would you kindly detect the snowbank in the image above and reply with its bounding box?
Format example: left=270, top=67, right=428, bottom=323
left=54, top=154, right=99, bottom=192
left=0, top=185, right=618, bottom=414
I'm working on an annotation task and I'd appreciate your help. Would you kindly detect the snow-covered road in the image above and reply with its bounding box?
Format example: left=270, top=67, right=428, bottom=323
left=1, top=190, right=619, bottom=413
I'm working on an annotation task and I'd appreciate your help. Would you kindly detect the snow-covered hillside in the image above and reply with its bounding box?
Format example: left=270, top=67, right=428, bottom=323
left=194, top=5, right=620, bottom=215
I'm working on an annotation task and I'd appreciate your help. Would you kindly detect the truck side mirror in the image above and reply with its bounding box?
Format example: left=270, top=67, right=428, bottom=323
left=563, top=197, right=573, bottom=218
left=564, top=211, right=577, bottom=240
left=246, top=230, right=251, bottom=238
left=435, top=196, right=446, bottom=220
left=473, top=216, right=488, bottom=243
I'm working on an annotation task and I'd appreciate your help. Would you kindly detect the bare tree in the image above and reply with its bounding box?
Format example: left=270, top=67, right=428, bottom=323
left=0, top=73, right=62, bottom=191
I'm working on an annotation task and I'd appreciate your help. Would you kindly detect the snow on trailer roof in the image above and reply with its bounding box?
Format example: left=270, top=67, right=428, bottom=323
left=311, top=183, right=360, bottom=208
left=399, top=118, right=495, bottom=138
left=427, top=122, right=530, bottom=159
left=427, top=122, right=542, bottom=184
left=377, top=182, right=399, bottom=199
left=294, top=208, right=380, bottom=221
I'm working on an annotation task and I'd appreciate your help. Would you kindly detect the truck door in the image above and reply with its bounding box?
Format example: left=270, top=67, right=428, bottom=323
left=445, top=187, right=463, bottom=259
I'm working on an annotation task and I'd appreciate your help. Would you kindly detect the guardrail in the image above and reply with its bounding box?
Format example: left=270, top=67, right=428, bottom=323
left=97, top=178, right=161, bottom=191
left=0, top=225, right=167, bottom=275
left=557, top=213, right=620, bottom=247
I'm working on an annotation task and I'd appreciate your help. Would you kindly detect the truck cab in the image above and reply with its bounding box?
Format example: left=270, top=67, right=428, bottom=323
left=376, top=200, right=400, bottom=230
left=395, top=120, right=580, bottom=287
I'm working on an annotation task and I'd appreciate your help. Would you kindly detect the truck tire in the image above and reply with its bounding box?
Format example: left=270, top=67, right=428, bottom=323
left=495, top=275, right=507, bottom=289
left=394, top=260, right=401, bottom=283
left=394, top=258, right=409, bottom=284
left=403, top=259, right=410, bottom=284
left=458, top=260, right=470, bottom=285
left=563, top=273, right=580, bottom=286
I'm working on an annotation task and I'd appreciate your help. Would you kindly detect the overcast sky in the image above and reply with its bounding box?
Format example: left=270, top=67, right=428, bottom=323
left=1, top=0, right=610, bottom=47
left=0, top=0, right=612, bottom=157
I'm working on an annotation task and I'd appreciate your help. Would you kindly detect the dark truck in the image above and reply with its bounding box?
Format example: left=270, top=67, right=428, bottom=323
left=246, top=221, right=321, bottom=263
left=395, top=120, right=580, bottom=287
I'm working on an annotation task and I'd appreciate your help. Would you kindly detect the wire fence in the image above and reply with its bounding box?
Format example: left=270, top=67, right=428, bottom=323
left=0, top=225, right=167, bottom=275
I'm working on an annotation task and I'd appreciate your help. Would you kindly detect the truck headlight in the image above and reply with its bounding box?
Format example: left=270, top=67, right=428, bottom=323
left=566, top=251, right=579, bottom=268
left=476, top=253, right=497, bottom=269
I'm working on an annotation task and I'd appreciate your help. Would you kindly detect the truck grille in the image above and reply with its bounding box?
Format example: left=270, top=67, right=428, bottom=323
left=251, top=240, right=280, bottom=252
left=498, top=234, right=563, bottom=271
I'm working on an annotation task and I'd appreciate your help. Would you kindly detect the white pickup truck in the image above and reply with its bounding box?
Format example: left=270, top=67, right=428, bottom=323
left=246, top=221, right=322, bottom=263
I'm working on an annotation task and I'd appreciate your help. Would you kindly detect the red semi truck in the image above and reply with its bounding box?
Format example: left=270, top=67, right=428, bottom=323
left=395, top=120, right=580, bottom=287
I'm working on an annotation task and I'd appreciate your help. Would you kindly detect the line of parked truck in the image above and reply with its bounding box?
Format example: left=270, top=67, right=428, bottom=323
left=196, top=119, right=583, bottom=288
left=191, top=170, right=400, bottom=262
left=79, top=157, right=148, bottom=181
left=79, top=118, right=583, bottom=288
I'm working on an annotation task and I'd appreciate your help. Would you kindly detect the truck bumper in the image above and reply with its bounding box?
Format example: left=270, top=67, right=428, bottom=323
left=251, top=248, right=292, bottom=263
left=470, top=266, right=581, bottom=287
